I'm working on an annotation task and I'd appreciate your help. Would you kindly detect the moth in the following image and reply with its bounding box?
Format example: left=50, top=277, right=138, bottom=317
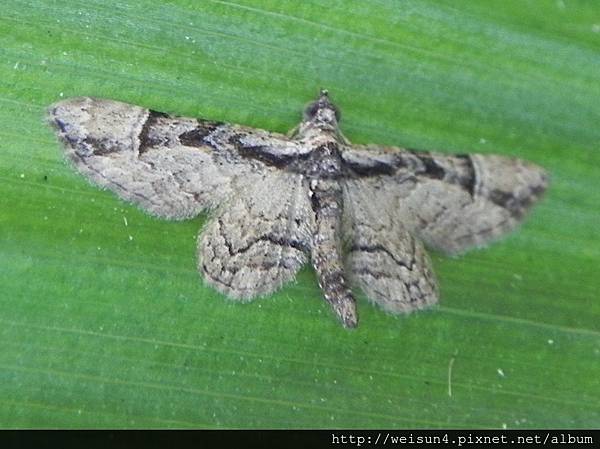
left=48, top=90, right=548, bottom=328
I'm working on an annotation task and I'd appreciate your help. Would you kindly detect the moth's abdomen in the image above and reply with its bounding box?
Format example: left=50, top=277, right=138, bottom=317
left=310, top=178, right=358, bottom=327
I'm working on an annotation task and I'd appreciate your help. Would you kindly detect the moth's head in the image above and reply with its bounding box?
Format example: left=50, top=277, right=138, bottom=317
left=303, top=89, right=341, bottom=130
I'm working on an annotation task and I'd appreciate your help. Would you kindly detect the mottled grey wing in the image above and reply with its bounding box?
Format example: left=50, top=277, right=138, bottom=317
left=48, top=97, right=298, bottom=219
left=199, top=171, right=314, bottom=300
left=341, top=179, right=438, bottom=313
left=342, top=145, right=548, bottom=254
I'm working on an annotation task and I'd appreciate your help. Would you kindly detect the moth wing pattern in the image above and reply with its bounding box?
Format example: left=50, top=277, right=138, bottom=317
left=343, top=145, right=548, bottom=255
left=199, top=171, right=314, bottom=300
left=47, top=92, right=550, bottom=327
left=47, top=97, right=296, bottom=219
left=342, top=179, right=438, bottom=313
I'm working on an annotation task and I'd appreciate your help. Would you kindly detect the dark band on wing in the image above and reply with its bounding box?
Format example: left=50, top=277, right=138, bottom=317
left=349, top=239, right=434, bottom=305
left=488, top=184, right=546, bottom=219
left=202, top=218, right=309, bottom=288
left=81, top=136, right=117, bottom=156
left=343, top=150, right=449, bottom=180
left=138, top=110, right=170, bottom=154
left=342, top=149, right=477, bottom=196
left=409, top=151, right=446, bottom=180
left=178, top=119, right=224, bottom=149
left=216, top=218, right=309, bottom=256
left=349, top=243, right=414, bottom=270
left=342, top=149, right=480, bottom=204
left=404, top=151, right=477, bottom=197
left=228, top=134, right=292, bottom=168
left=454, top=154, right=476, bottom=196
left=343, top=157, right=398, bottom=177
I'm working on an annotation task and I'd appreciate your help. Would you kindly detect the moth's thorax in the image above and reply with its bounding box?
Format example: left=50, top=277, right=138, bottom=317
left=293, top=120, right=342, bottom=143
left=296, top=125, right=340, bottom=146
left=294, top=110, right=345, bottom=179
left=304, top=141, right=344, bottom=179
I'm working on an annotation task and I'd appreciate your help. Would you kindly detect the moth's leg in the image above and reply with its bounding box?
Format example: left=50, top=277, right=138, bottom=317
left=310, top=178, right=358, bottom=328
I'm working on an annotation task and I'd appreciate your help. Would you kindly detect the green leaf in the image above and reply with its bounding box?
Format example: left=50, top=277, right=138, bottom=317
left=1, top=0, right=599, bottom=428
